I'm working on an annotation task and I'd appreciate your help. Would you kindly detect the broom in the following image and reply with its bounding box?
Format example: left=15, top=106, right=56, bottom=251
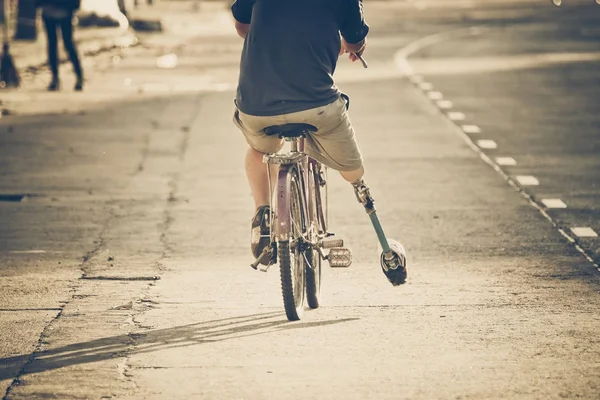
left=0, top=1, right=20, bottom=88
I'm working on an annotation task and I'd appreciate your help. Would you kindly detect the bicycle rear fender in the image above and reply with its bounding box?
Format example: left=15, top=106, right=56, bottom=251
left=275, top=165, right=308, bottom=243
left=275, top=165, right=292, bottom=242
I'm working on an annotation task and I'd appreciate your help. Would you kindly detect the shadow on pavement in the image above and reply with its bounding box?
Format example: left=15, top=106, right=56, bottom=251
left=0, top=311, right=359, bottom=380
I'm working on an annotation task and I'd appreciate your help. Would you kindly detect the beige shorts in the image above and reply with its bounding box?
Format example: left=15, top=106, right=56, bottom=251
left=233, top=96, right=363, bottom=171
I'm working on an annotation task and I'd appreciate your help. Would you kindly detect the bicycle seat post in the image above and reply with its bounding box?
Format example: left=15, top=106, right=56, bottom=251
left=285, top=136, right=303, bottom=154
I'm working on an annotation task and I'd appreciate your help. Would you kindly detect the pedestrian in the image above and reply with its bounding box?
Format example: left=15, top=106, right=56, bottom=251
left=35, top=0, right=84, bottom=91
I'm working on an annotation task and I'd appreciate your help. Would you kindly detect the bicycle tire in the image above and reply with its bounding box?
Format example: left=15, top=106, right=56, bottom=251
left=279, top=166, right=307, bottom=321
left=306, top=162, right=324, bottom=309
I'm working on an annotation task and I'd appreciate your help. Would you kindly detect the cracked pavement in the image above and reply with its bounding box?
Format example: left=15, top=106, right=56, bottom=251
left=1, top=1, right=599, bottom=399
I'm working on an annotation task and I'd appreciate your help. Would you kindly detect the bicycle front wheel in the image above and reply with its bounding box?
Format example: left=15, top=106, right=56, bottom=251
left=278, top=166, right=307, bottom=321
left=306, top=161, right=325, bottom=309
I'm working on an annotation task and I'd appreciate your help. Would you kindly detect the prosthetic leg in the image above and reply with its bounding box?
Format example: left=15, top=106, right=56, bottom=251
left=352, top=179, right=407, bottom=286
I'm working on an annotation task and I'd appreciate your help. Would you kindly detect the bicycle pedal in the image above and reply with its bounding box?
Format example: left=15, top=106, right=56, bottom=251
left=327, top=247, right=352, bottom=268
left=250, top=246, right=274, bottom=271
left=319, top=238, right=344, bottom=249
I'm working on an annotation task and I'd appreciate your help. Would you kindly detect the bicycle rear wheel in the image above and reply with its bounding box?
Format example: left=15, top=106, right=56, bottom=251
left=306, top=162, right=325, bottom=309
left=278, top=166, right=307, bottom=321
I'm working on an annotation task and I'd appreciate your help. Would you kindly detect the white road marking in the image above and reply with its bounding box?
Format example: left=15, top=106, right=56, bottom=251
left=447, top=112, right=465, bottom=121
left=571, top=227, right=598, bottom=238
left=516, top=176, right=539, bottom=186
left=157, top=53, right=179, bottom=69
left=419, top=82, right=434, bottom=90
left=124, top=78, right=132, bottom=86
left=462, top=125, right=481, bottom=134
left=10, top=250, right=46, bottom=254
left=541, top=199, right=567, bottom=209
left=428, top=91, right=443, bottom=100
left=410, top=74, right=424, bottom=84
left=394, top=25, right=600, bottom=271
left=140, top=83, right=171, bottom=92
left=437, top=100, right=453, bottom=109
left=407, top=52, right=600, bottom=76
left=495, top=157, right=517, bottom=166
left=394, top=26, right=485, bottom=75
left=477, top=140, right=497, bottom=149
left=137, top=82, right=235, bottom=93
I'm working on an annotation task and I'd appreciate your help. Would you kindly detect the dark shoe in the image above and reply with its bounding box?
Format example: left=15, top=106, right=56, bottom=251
left=251, top=205, right=273, bottom=265
left=74, top=78, right=84, bottom=91
left=47, top=79, right=60, bottom=91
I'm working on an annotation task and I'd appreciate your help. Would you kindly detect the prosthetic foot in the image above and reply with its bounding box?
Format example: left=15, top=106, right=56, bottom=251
left=352, top=179, right=407, bottom=286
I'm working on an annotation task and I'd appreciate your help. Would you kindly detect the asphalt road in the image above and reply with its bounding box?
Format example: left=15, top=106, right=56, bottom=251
left=399, top=0, right=600, bottom=264
left=0, top=1, right=599, bottom=399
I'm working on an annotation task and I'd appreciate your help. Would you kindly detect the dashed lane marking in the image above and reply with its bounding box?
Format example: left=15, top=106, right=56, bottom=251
left=395, top=25, right=600, bottom=271
left=410, top=74, right=424, bottom=84
left=571, top=227, right=598, bottom=238
left=9, top=250, right=47, bottom=254
left=447, top=112, right=465, bottom=121
left=428, top=91, right=443, bottom=100
left=156, top=53, right=179, bottom=69
left=419, top=82, right=434, bottom=90
left=516, top=176, right=539, bottom=186
left=437, top=100, right=453, bottom=109
left=462, top=125, right=481, bottom=134
left=542, top=199, right=567, bottom=209
left=136, top=82, right=234, bottom=93
left=495, top=157, right=517, bottom=166
left=477, top=140, right=497, bottom=149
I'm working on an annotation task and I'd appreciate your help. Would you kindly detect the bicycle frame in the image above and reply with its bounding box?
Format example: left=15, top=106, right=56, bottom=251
left=263, top=136, right=326, bottom=246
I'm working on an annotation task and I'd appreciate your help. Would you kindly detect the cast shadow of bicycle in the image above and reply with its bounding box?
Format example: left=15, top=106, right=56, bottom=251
left=0, top=312, right=359, bottom=379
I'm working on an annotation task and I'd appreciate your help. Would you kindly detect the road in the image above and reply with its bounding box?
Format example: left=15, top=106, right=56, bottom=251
left=0, top=1, right=599, bottom=399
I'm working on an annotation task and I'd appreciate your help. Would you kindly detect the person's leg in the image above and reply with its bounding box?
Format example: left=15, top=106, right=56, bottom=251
left=245, top=146, right=271, bottom=209
left=234, top=109, right=283, bottom=208
left=59, top=15, right=84, bottom=90
left=292, top=97, right=365, bottom=180
left=234, top=108, right=285, bottom=263
left=339, top=166, right=365, bottom=184
left=43, top=17, right=60, bottom=90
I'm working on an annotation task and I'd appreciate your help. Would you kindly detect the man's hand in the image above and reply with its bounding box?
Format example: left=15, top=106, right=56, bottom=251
left=340, top=37, right=367, bottom=62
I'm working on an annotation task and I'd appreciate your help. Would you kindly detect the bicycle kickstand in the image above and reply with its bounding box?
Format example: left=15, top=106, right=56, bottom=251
left=352, top=179, right=407, bottom=286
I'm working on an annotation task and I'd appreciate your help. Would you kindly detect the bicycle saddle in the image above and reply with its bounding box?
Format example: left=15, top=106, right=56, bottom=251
left=263, top=123, right=318, bottom=138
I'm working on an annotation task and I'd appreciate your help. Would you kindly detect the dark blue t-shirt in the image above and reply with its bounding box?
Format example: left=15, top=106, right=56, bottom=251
left=232, top=0, right=369, bottom=116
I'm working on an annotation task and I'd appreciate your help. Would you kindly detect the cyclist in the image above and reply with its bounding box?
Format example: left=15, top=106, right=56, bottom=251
left=231, top=0, right=370, bottom=265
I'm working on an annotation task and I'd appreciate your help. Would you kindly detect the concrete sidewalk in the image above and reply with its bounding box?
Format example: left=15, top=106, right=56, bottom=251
left=3, top=0, right=229, bottom=78
left=0, top=0, right=233, bottom=116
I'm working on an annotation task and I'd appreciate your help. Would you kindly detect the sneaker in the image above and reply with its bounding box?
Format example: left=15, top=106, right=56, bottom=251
left=251, top=205, right=272, bottom=265
left=74, top=79, right=84, bottom=91
left=47, top=78, right=60, bottom=91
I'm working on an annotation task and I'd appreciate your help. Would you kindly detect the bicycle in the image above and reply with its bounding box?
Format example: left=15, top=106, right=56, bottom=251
left=250, top=55, right=407, bottom=321
left=249, top=123, right=352, bottom=321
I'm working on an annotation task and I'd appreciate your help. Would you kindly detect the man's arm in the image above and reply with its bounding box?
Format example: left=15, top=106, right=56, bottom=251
left=339, top=0, right=369, bottom=57
left=234, top=21, right=250, bottom=39
left=231, top=0, right=253, bottom=39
